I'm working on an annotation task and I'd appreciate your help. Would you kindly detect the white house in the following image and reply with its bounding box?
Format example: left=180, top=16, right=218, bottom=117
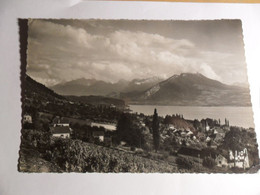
left=215, top=154, right=228, bottom=167
left=23, top=114, right=32, bottom=124
left=50, top=126, right=72, bottom=138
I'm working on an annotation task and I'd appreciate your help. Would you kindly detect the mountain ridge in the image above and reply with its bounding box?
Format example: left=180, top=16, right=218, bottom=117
left=132, top=73, right=251, bottom=106
left=46, top=72, right=251, bottom=106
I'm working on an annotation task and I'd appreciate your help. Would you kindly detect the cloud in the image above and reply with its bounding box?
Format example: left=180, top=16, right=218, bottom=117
left=197, top=63, right=221, bottom=81
left=27, top=20, right=247, bottom=86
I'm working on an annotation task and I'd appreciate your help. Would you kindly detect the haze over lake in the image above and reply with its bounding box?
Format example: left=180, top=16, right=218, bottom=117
left=130, top=105, right=255, bottom=128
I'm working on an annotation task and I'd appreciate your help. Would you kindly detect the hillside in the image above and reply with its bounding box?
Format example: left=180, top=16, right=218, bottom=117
left=24, top=75, right=65, bottom=101
left=44, top=139, right=179, bottom=173
left=67, top=95, right=125, bottom=108
left=23, top=75, right=123, bottom=122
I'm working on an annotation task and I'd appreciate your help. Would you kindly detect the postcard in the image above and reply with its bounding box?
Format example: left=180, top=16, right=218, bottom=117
left=18, top=19, right=259, bottom=173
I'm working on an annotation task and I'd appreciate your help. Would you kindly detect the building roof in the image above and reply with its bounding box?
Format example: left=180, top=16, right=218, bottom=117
left=91, top=122, right=116, bottom=131
left=215, top=154, right=227, bottom=161
left=50, top=126, right=71, bottom=134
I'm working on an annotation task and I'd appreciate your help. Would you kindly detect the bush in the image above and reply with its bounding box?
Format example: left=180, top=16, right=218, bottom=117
left=202, top=157, right=216, bottom=169
left=142, top=143, right=152, bottom=152
left=176, top=156, right=194, bottom=170
left=160, top=152, right=169, bottom=160
left=169, top=149, right=177, bottom=156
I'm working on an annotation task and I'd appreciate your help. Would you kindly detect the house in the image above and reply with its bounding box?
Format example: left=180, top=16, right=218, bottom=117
left=215, top=154, right=228, bottom=167
left=92, top=130, right=105, bottom=142
left=196, top=132, right=206, bottom=141
left=50, top=126, right=72, bottom=138
left=23, top=114, right=32, bottom=124
left=52, top=117, right=70, bottom=127
left=228, top=148, right=250, bottom=169
left=212, top=127, right=226, bottom=142
left=206, top=136, right=211, bottom=142
left=110, top=104, right=116, bottom=109
left=167, top=124, right=175, bottom=130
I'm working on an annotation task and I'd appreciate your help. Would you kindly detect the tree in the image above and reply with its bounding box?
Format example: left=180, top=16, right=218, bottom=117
left=176, top=156, right=194, bottom=170
left=116, top=113, right=131, bottom=144
left=222, top=127, right=245, bottom=152
left=152, top=108, right=160, bottom=152
left=116, top=113, right=144, bottom=148
left=222, top=127, right=246, bottom=167
left=202, top=157, right=216, bottom=169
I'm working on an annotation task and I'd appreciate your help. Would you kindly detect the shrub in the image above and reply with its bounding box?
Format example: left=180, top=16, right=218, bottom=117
left=176, top=156, right=194, bottom=170
left=160, top=152, right=169, bottom=160
left=142, top=143, right=152, bottom=152
left=169, top=149, right=177, bottom=156
left=202, top=157, right=216, bottom=169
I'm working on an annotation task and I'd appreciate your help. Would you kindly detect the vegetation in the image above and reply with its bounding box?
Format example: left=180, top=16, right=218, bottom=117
left=202, top=157, right=216, bottom=169
left=152, top=109, right=160, bottom=152
left=221, top=127, right=259, bottom=166
left=22, top=137, right=178, bottom=173
left=116, top=113, right=145, bottom=148
left=176, top=156, right=195, bottom=170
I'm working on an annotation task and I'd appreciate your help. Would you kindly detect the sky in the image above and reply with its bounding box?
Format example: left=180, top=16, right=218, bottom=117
left=26, top=19, right=249, bottom=87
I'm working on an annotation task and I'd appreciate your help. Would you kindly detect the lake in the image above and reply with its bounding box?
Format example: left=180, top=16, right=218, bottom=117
left=129, top=105, right=255, bottom=128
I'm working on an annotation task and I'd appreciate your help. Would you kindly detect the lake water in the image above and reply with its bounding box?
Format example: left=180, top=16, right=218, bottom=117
left=129, top=105, right=255, bottom=128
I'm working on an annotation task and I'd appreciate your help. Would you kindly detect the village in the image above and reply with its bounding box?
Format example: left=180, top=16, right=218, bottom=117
left=19, top=75, right=259, bottom=173
left=22, top=104, right=255, bottom=172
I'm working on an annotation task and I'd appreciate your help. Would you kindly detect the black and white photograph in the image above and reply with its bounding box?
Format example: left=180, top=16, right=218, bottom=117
left=18, top=19, right=259, bottom=173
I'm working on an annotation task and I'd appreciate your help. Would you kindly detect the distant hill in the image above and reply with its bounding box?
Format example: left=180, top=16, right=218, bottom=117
left=131, top=73, right=252, bottom=106
left=51, top=78, right=128, bottom=96
left=66, top=95, right=125, bottom=108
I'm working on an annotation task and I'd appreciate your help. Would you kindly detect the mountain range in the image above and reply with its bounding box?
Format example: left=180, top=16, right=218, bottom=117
left=50, top=77, right=162, bottom=97
left=50, top=73, right=251, bottom=106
